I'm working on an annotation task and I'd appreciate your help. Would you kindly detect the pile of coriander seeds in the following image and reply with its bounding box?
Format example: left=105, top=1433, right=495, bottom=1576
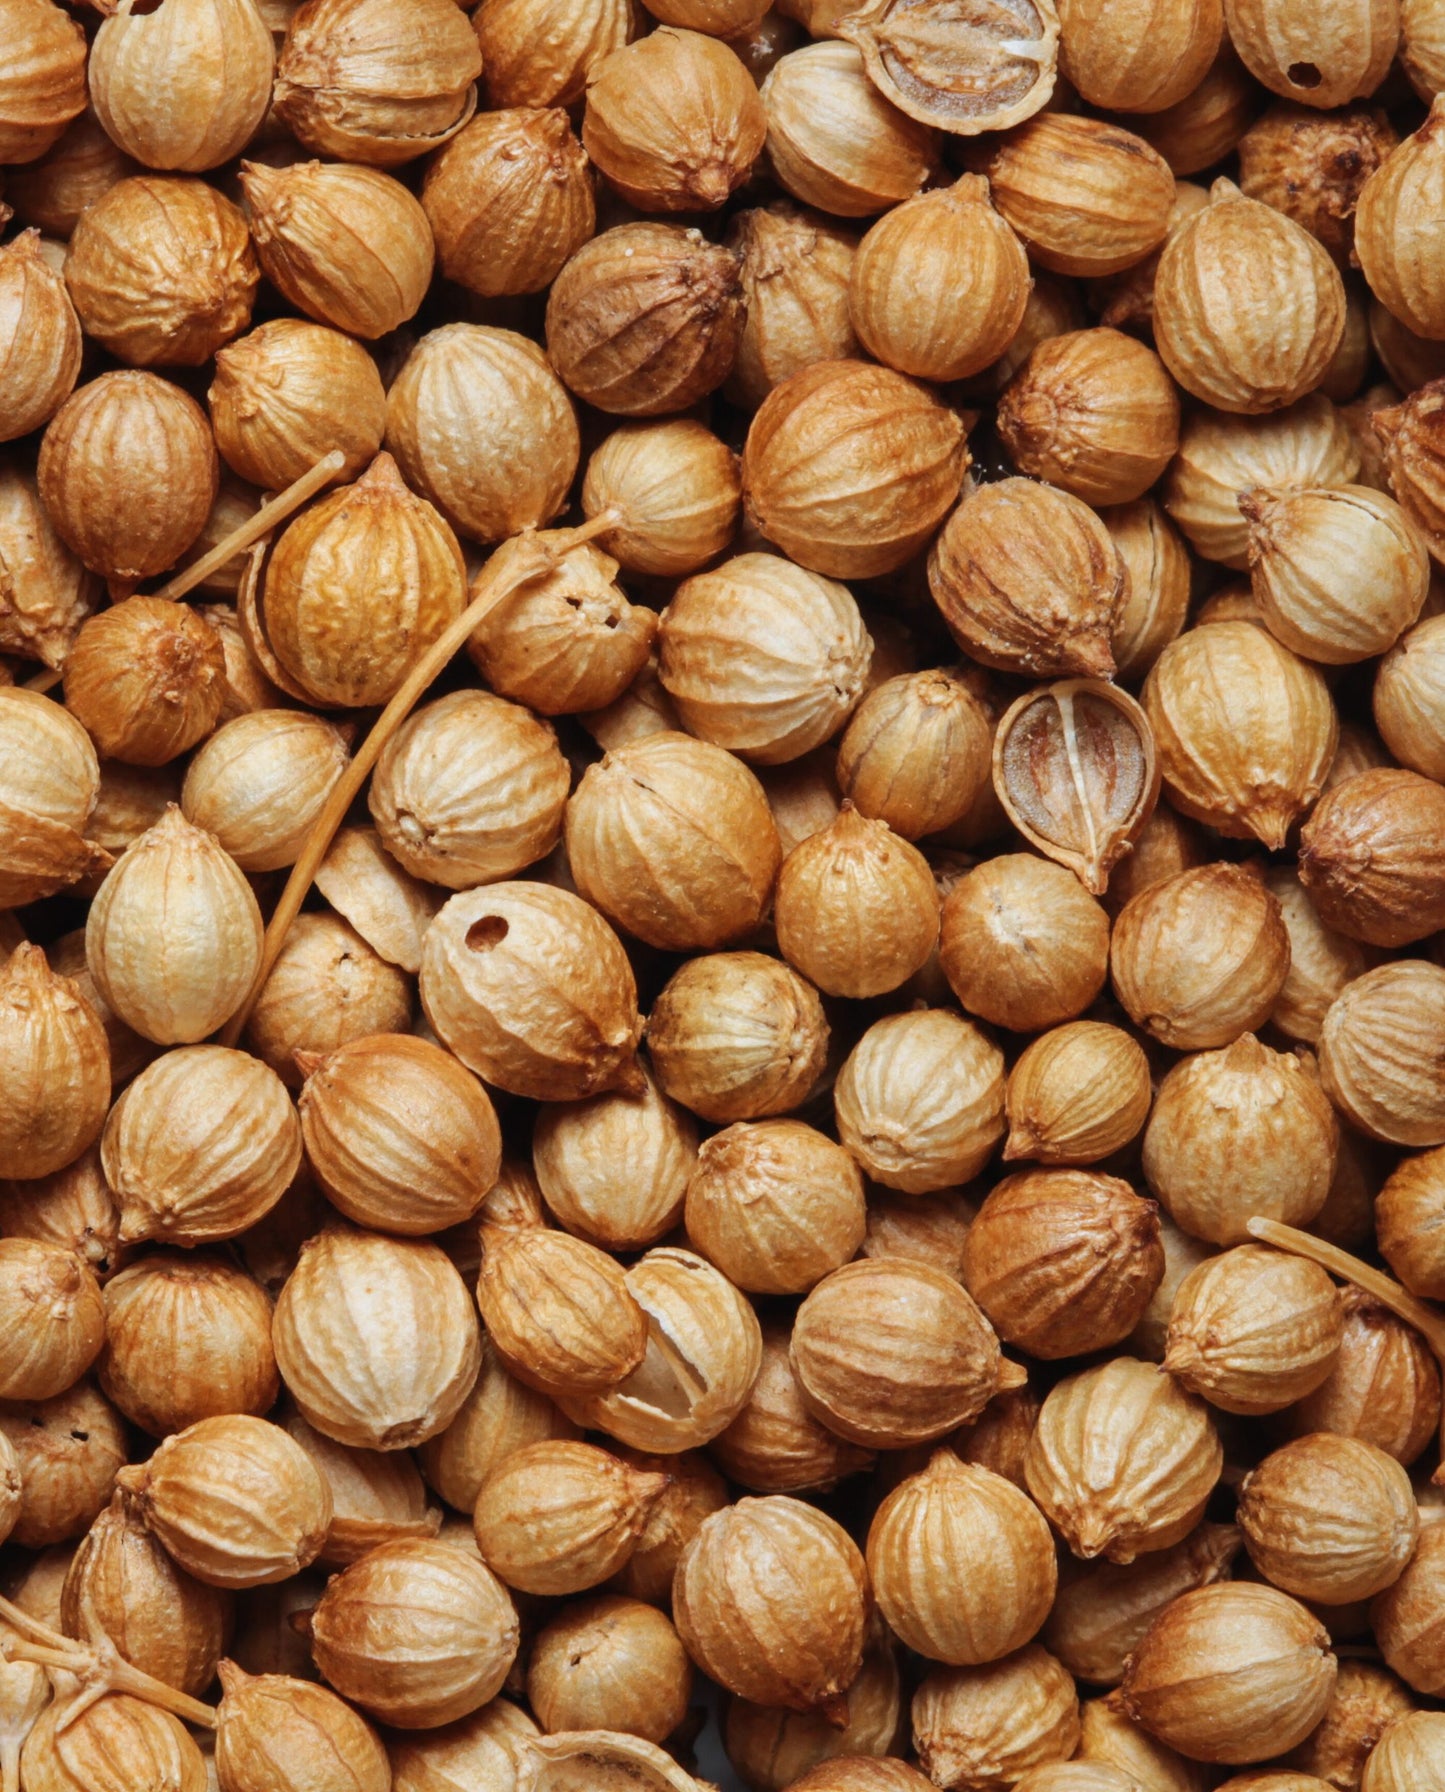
left=3, top=0, right=1445, bottom=1785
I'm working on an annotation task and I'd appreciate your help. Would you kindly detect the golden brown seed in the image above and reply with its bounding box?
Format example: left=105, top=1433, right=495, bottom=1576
left=724, top=202, right=859, bottom=411
left=245, top=924, right=412, bottom=1089
left=961, top=1171, right=1163, bottom=1361
left=1377, top=1145, right=1445, bottom=1300
left=1143, top=1035, right=1338, bottom=1245
left=256, top=453, right=466, bottom=710
left=387, top=1699, right=539, bottom=1792
left=0, top=1380, right=126, bottom=1549
left=1144, top=620, right=1337, bottom=849
left=117, top=1414, right=332, bottom=1589
left=0, top=231, right=79, bottom=444
left=674, top=1495, right=868, bottom=1718
left=1239, top=1434, right=1418, bottom=1605
left=420, top=882, right=643, bottom=1101
left=1110, top=862, right=1291, bottom=1051
left=1224, top=0, right=1397, bottom=108
left=88, top=0, right=273, bottom=172
left=1371, top=1520, right=1445, bottom=1696
left=38, top=370, right=218, bottom=583
left=1285, top=1287, right=1443, bottom=1466
left=790, top=1258, right=1014, bottom=1451
left=1004, top=1022, right=1152, bottom=1167
left=658, top=557, right=868, bottom=767
left=423, top=108, right=594, bottom=298
left=466, top=535, right=656, bottom=716
left=1319, top=960, right=1445, bottom=1146
left=645, top=950, right=829, bottom=1125
left=1026, top=1358, right=1223, bottom=1562
left=62, top=1491, right=232, bottom=1698
left=848, top=176, right=1030, bottom=383
left=684, top=1119, right=865, bottom=1296
left=1300, top=769, right=1445, bottom=946
left=528, top=1595, right=693, bottom=1742
left=385, top=324, right=580, bottom=545
left=998, top=328, right=1181, bottom=507
left=98, top=1252, right=277, bottom=1437
left=310, top=1536, right=519, bottom=1728
left=583, top=29, right=766, bottom=212
left=369, top=689, right=568, bottom=890
left=835, top=1007, right=1005, bottom=1194
left=0, top=944, right=109, bottom=1183
left=18, top=1694, right=209, bottom=1792
left=912, top=1646, right=1082, bottom=1791
left=980, top=112, right=1175, bottom=278
left=566, top=732, right=780, bottom=953
left=101, top=1044, right=299, bottom=1245
left=1121, top=1583, right=1337, bottom=1765
left=215, top=1662, right=391, bottom=1792
left=1058, top=0, right=1223, bottom=112
left=581, top=420, right=741, bottom=579
left=928, top=477, right=1124, bottom=681
left=0, top=458, right=97, bottom=671
left=64, top=597, right=226, bottom=768
left=475, top=0, right=632, bottom=106
left=473, top=1439, right=666, bottom=1596
left=1154, top=179, right=1346, bottom=413
left=64, top=176, right=256, bottom=370
left=1375, top=614, right=1445, bottom=780
left=759, top=42, right=938, bottom=218
left=939, top=854, right=1110, bottom=1034
left=867, top=1452, right=1057, bottom=1666
left=742, top=358, right=968, bottom=580
left=477, top=1224, right=647, bottom=1400
left=299, top=1033, right=500, bottom=1236
left=0, top=688, right=102, bottom=909
left=273, top=0, right=482, bottom=165
left=0, top=1237, right=102, bottom=1402
left=835, top=668, right=992, bottom=842
left=774, top=804, right=939, bottom=1000
left=274, top=1228, right=481, bottom=1450
left=1238, top=103, right=1398, bottom=265
left=533, top=1064, right=696, bottom=1253
left=314, top=825, right=442, bottom=978
left=1164, top=1244, right=1344, bottom=1415
left=1361, top=1711, right=1445, bottom=1791
left=182, top=709, right=350, bottom=874
left=209, top=319, right=386, bottom=492
left=240, top=159, right=433, bottom=341
left=1241, top=484, right=1429, bottom=664
left=0, top=0, right=87, bottom=166
left=546, top=224, right=744, bottom=419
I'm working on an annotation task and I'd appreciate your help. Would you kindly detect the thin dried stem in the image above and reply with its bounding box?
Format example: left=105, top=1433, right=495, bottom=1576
left=0, top=1594, right=217, bottom=1731
left=153, top=450, right=347, bottom=603
left=217, top=509, right=622, bottom=1047
left=1247, top=1216, right=1445, bottom=1360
